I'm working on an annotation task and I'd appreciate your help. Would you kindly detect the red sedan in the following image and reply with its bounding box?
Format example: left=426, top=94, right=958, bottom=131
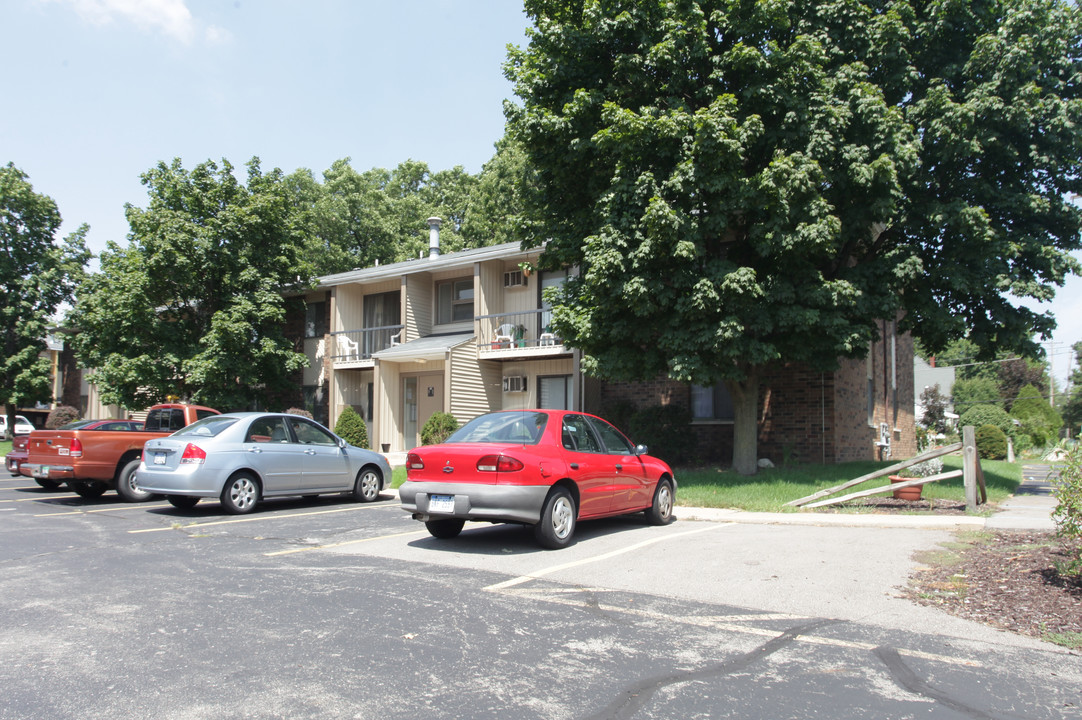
left=400, top=410, right=676, bottom=549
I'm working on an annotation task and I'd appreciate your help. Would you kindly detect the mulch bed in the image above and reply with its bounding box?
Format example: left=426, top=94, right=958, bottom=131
left=905, top=530, right=1082, bottom=645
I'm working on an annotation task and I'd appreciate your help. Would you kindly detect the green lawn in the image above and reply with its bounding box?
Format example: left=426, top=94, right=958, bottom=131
left=674, top=455, right=1021, bottom=513
left=0, top=440, right=11, bottom=458
left=388, top=454, right=1020, bottom=514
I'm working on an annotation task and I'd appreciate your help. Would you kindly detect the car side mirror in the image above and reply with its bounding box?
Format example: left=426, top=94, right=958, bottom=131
left=634, top=444, right=649, bottom=456
left=337, top=437, right=348, bottom=450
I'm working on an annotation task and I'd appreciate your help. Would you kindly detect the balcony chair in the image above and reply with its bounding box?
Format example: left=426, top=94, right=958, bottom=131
left=337, top=334, right=359, bottom=361
left=494, top=323, right=516, bottom=347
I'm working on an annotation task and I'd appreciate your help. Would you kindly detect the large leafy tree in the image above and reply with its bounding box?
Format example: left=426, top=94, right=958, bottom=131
left=303, top=159, right=485, bottom=275
left=71, top=158, right=312, bottom=411
left=0, top=164, right=90, bottom=437
left=506, top=0, right=1082, bottom=473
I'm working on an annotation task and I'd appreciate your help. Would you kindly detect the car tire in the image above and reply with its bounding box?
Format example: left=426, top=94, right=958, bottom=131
left=220, top=473, right=260, bottom=514
left=69, top=480, right=107, bottom=499
left=35, top=478, right=63, bottom=490
left=425, top=518, right=465, bottom=539
left=534, top=486, right=576, bottom=549
left=115, top=459, right=154, bottom=502
left=166, top=495, right=199, bottom=509
left=645, top=478, right=674, bottom=525
left=352, top=466, right=382, bottom=503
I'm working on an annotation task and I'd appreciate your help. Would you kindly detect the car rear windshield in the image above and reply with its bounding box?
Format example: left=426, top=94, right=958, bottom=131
left=446, top=412, right=548, bottom=445
left=173, top=416, right=239, bottom=438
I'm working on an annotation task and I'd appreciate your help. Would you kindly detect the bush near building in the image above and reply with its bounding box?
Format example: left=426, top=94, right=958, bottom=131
left=975, top=424, right=1008, bottom=460
left=334, top=406, right=369, bottom=449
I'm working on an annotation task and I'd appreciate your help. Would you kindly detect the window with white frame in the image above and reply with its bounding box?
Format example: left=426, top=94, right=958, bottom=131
left=691, top=383, right=734, bottom=421
left=437, top=278, right=474, bottom=324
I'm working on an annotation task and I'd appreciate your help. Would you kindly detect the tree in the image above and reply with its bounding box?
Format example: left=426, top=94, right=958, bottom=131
left=997, top=358, right=1050, bottom=411
left=919, top=384, right=948, bottom=434
left=0, top=164, right=90, bottom=438
left=461, top=136, right=533, bottom=246
left=70, top=158, right=311, bottom=411
left=951, top=376, right=1004, bottom=415
left=506, top=0, right=1082, bottom=473
left=1011, top=383, right=1062, bottom=447
left=1062, top=341, right=1082, bottom=435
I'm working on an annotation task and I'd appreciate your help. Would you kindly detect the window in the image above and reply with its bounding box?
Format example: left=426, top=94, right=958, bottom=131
left=246, top=416, right=291, bottom=444
left=539, top=269, right=567, bottom=331
left=691, top=384, right=734, bottom=421
left=305, top=301, right=328, bottom=338
left=561, top=414, right=602, bottom=453
left=588, top=417, right=634, bottom=455
left=288, top=417, right=337, bottom=445
left=437, top=278, right=474, bottom=324
left=539, top=375, right=572, bottom=410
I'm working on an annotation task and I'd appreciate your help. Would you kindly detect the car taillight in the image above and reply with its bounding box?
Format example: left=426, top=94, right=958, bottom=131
left=476, top=455, right=524, bottom=473
left=180, top=443, right=206, bottom=465
left=407, top=453, right=424, bottom=470
left=70, top=437, right=83, bottom=458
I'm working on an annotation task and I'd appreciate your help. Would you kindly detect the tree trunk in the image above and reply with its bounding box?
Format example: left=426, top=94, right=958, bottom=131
left=725, top=374, right=760, bottom=476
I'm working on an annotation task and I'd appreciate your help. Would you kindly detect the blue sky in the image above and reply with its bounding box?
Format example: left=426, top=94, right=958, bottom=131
left=3, top=0, right=1081, bottom=388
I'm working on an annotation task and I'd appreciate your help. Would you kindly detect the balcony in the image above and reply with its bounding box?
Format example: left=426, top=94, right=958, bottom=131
left=477, top=310, right=567, bottom=358
left=329, top=325, right=403, bottom=368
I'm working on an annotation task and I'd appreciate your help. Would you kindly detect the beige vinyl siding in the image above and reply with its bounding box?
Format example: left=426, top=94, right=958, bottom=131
left=334, top=284, right=364, bottom=333
left=477, top=259, right=503, bottom=317
left=375, top=360, right=398, bottom=452
left=301, top=338, right=323, bottom=386
left=404, top=274, right=433, bottom=340
left=499, top=358, right=576, bottom=409
left=449, top=344, right=500, bottom=421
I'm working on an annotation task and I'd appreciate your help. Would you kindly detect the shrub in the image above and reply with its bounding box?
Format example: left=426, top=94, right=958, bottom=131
left=334, top=406, right=369, bottom=449
left=958, top=404, right=1013, bottom=437
left=1051, top=445, right=1082, bottom=578
left=285, top=407, right=313, bottom=419
left=975, top=424, right=1008, bottom=460
left=1011, top=384, right=1062, bottom=448
left=46, top=405, right=80, bottom=429
left=628, top=404, right=695, bottom=465
left=421, top=412, right=459, bottom=445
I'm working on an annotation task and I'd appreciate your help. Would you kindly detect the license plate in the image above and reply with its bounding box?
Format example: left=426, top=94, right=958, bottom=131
left=34, top=466, right=50, bottom=479
left=153, top=453, right=166, bottom=465
left=58, top=448, right=70, bottom=456
left=428, top=494, right=455, bottom=513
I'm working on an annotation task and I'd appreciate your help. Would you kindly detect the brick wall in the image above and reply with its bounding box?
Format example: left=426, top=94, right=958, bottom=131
left=587, top=325, right=916, bottom=466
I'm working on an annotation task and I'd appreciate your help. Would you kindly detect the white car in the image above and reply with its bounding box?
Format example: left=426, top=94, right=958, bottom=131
left=1, top=415, right=35, bottom=437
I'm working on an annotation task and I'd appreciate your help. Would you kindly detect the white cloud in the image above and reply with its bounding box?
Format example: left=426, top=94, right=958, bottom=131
left=45, top=0, right=226, bottom=45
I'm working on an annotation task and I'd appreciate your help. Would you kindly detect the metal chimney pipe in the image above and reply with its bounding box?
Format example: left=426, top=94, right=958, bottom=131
left=427, top=217, right=442, bottom=259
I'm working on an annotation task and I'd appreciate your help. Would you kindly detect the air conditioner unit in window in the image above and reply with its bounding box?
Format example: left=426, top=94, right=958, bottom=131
left=502, top=375, right=527, bottom=393
left=503, top=270, right=527, bottom=288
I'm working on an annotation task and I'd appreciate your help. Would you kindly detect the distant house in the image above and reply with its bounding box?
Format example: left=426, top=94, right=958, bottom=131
left=287, top=220, right=916, bottom=464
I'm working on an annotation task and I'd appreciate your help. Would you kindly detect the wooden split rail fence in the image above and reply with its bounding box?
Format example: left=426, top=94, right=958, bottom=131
left=786, top=426, right=988, bottom=511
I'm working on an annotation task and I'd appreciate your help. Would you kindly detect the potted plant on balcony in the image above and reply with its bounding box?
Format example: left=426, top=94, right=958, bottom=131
left=889, top=457, right=943, bottom=501
left=514, top=324, right=527, bottom=348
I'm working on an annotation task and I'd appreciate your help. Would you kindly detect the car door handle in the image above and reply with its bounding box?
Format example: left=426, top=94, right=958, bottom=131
left=615, top=464, right=622, bottom=472
left=248, top=447, right=262, bottom=454
left=304, top=449, right=317, bottom=455
left=569, top=463, right=579, bottom=470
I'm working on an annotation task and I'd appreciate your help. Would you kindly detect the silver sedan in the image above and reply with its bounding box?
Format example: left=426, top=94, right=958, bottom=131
left=136, top=412, right=392, bottom=513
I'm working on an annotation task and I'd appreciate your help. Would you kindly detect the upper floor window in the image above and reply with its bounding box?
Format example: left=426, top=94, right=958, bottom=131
left=305, top=301, right=328, bottom=338
left=437, top=278, right=474, bottom=324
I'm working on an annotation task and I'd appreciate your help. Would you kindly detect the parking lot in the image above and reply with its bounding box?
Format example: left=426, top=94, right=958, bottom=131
left=2, top=475, right=1079, bottom=719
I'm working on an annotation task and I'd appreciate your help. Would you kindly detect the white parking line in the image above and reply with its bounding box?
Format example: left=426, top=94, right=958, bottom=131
left=484, top=524, right=730, bottom=591
left=127, top=502, right=403, bottom=533
left=35, top=503, right=173, bottom=516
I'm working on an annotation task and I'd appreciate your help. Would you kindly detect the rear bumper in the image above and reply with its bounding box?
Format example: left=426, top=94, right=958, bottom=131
left=20, top=464, right=75, bottom=481
left=399, top=481, right=550, bottom=525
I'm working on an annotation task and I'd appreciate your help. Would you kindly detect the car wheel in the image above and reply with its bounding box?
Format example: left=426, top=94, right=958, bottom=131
left=69, top=480, right=107, bottom=499
left=35, top=478, right=64, bottom=490
left=166, top=495, right=199, bottom=509
left=645, top=478, right=674, bottom=525
left=534, top=486, right=576, bottom=549
left=115, top=459, right=154, bottom=502
left=220, top=473, right=259, bottom=514
left=425, top=518, right=465, bottom=539
left=352, top=466, right=382, bottom=503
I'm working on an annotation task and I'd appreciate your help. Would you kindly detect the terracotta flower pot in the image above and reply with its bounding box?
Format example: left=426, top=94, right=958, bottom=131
left=889, top=475, right=923, bottom=501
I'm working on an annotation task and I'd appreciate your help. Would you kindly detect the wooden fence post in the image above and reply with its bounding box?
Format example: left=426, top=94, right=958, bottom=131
left=962, top=425, right=978, bottom=512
